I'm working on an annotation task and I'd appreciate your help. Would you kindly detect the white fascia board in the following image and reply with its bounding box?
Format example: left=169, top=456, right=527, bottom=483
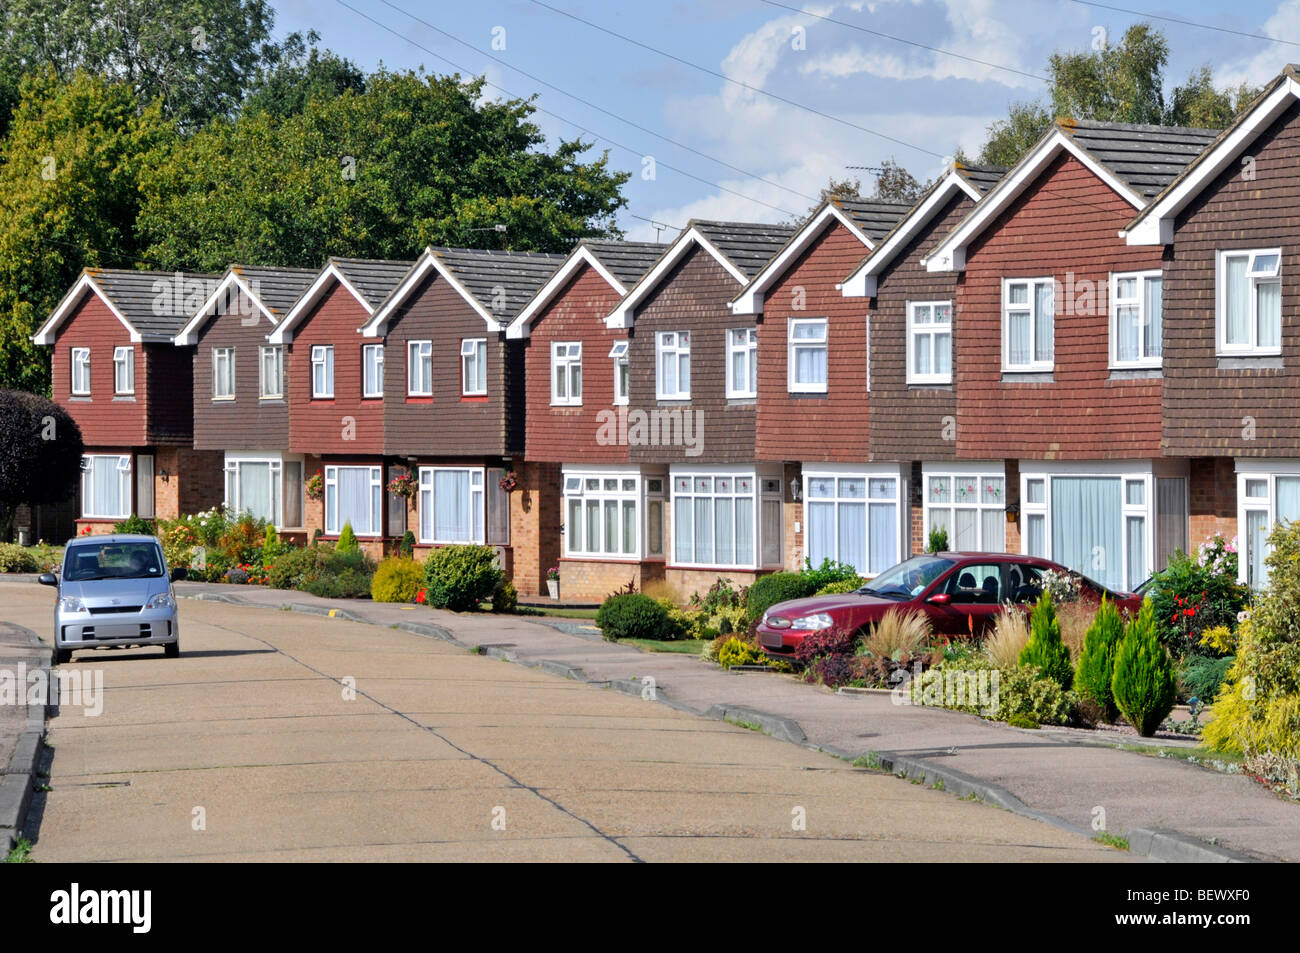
left=605, top=227, right=747, bottom=329
left=842, top=171, right=977, bottom=297
left=731, top=204, right=873, bottom=315
left=1126, top=77, right=1300, bottom=246
left=507, top=246, right=625, bottom=339
left=270, top=263, right=372, bottom=344
left=33, top=273, right=140, bottom=345
left=925, top=130, right=1144, bottom=273
left=361, top=249, right=501, bottom=339
left=174, top=271, right=277, bottom=345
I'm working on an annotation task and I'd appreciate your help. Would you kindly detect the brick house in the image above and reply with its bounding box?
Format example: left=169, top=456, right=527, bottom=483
left=268, top=258, right=413, bottom=557
left=598, top=220, right=796, bottom=601
left=925, top=119, right=1220, bottom=591
left=506, top=240, right=666, bottom=601
left=1123, top=65, right=1300, bottom=585
left=173, top=265, right=318, bottom=538
left=359, top=247, right=566, bottom=595
left=33, top=269, right=226, bottom=534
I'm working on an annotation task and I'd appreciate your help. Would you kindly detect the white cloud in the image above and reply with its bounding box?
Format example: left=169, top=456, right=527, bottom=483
left=1216, top=0, right=1300, bottom=89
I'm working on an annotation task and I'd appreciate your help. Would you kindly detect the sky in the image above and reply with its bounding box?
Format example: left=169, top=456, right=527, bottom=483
left=268, top=0, right=1300, bottom=241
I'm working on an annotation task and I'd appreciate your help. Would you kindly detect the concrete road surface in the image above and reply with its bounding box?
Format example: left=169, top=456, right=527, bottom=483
left=3, top=584, right=1127, bottom=862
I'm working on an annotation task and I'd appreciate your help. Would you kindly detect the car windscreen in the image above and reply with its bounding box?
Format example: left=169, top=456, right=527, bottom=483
left=863, top=555, right=956, bottom=599
left=64, top=542, right=165, bottom=582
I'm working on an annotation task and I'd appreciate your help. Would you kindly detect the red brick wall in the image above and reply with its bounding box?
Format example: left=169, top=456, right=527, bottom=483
left=956, top=153, right=1164, bottom=460
left=509, top=460, right=562, bottom=596
left=555, top=558, right=665, bottom=603
left=1189, top=456, right=1236, bottom=544
left=525, top=263, right=630, bottom=464
left=50, top=294, right=148, bottom=447
left=756, top=221, right=871, bottom=462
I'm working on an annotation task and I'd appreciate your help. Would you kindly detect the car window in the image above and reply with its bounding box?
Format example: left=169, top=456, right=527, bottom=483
left=946, top=564, right=1002, bottom=604
left=1006, top=564, right=1043, bottom=604
left=64, top=542, right=164, bottom=582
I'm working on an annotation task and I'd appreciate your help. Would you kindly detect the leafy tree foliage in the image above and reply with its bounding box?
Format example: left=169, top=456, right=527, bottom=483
left=0, top=389, right=84, bottom=538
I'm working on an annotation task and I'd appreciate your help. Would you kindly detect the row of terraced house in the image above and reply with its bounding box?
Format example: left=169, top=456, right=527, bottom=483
left=33, top=65, right=1300, bottom=599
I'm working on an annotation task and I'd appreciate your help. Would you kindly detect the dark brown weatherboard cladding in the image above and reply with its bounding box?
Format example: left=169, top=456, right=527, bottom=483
left=868, top=190, right=973, bottom=461
left=1163, top=98, right=1300, bottom=456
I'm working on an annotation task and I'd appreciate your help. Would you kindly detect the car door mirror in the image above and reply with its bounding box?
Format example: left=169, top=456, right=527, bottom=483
left=927, top=592, right=951, bottom=605
left=170, top=566, right=188, bottom=582
left=37, top=572, right=58, bottom=587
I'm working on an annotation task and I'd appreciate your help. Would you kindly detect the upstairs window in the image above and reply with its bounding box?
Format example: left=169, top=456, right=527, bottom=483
left=656, top=331, right=690, bottom=400
left=311, top=345, right=333, bottom=398
left=609, top=340, right=629, bottom=405
left=1002, top=278, right=1054, bottom=371
left=727, top=327, right=757, bottom=398
left=407, top=340, right=432, bottom=396
left=788, top=318, right=828, bottom=393
left=259, top=346, right=283, bottom=399
left=461, top=338, right=487, bottom=396
left=1111, top=272, right=1163, bottom=367
left=113, top=346, right=134, bottom=395
left=551, top=342, right=582, bottom=405
left=362, top=344, right=383, bottom=398
left=1219, top=249, right=1281, bottom=355
left=907, top=302, right=952, bottom=385
left=71, top=347, right=90, bottom=396
left=212, top=347, right=235, bottom=399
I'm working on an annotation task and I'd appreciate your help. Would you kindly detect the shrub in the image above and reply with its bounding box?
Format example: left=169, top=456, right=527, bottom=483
left=1075, top=597, right=1124, bottom=718
left=218, top=513, right=270, bottom=567
left=927, top=526, right=949, bottom=553
left=112, top=514, right=155, bottom=535
left=267, top=545, right=375, bottom=597
left=801, top=557, right=861, bottom=591
left=996, top=666, right=1071, bottom=726
left=595, top=593, right=682, bottom=641
left=400, top=530, right=416, bottom=560
left=1176, top=654, right=1234, bottom=705
left=0, top=543, right=38, bottom=573
left=983, top=607, right=1029, bottom=669
left=860, top=608, right=931, bottom=661
left=422, top=545, right=502, bottom=611
left=1112, top=598, right=1178, bottom=737
left=371, top=558, right=425, bottom=603
left=492, top=578, right=518, bottom=613
left=717, top=637, right=767, bottom=669
left=1057, top=600, right=1095, bottom=662
left=1019, top=591, right=1073, bottom=690
left=810, top=653, right=853, bottom=687
left=1146, top=537, right=1248, bottom=658
left=304, top=566, right=372, bottom=599
left=337, top=521, right=359, bottom=555
left=793, top=625, right=858, bottom=666
left=0, top=391, right=83, bottom=539
left=816, top=577, right=864, bottom=595
left=746, top=572, right=818, bottom=619
left=688, top=577, right=746, bottom=614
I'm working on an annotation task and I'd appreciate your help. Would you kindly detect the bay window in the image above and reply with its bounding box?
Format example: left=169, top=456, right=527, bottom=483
left=671, top=472, right=761, bottom=568
left=1110, top=271, right=1162, bottom=367
left=727, top=327, right=757, bottom=398
left=1237, top=464, right=1300, bottom=587
left=656, top=331, right=690, bottom=399
left=224, top=455, right=304, bottom=529
left=407, top=340, right=432, bottom=396
left=71, top=347, right=90, bottom=396
left=418, top=466, right=484, bottom=544
left=311, top=345, right=334, bottom=398
left=325, top=465, right=382, bottom=536
left=81, top=454, right=132, bottom=519
left=907, top=302, right=952, bottom=385
left=461, top=338, right=487, bottom=396
left=805, top=467, right=901, bottom=576
left=362, top=344, right=384, bottom=398
left=924, top=469, right=1006, bottom=554
left=552, top=342, right=582, bottom=405
left=1218, top=249, right=1281, bottom=355
left=1003, top=277, right=1054, bottom=371
left=563, top=471, right=641, bottom=558
left=788, top=318, right=828, bottom=393
left=113, top=346, right=134, bottom=395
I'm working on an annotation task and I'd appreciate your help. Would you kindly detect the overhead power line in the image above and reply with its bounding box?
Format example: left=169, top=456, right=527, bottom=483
left=1069, top=0, right=1300, bottom=49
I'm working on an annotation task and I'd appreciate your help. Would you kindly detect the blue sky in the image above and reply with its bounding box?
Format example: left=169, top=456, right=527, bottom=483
left=269, top=0, right=1300, bottom=240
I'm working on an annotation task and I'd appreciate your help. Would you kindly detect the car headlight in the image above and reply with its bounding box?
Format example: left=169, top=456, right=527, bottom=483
left=145, top=591, right=175, bottom=610
left=789, top=613, right=834, bottom=631
left=58, top=596, right=86, bottom=613
left=764, top=613, right=791, bottom=629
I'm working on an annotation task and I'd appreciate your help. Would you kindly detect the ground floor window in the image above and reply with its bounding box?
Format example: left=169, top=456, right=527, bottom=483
left=81, top=454, right=132, bottom=519
left=418, top=467, right=484, bottom=544
left=805, top=467, right=901, bottom=576
left=1237, top=464, right=1300, bottom=587
left=224, top=454, right=304, bottom=529
left=923, top=467, right=1006, bottom=554
left=562, top=469, right=664, bottom=560
left=669, top=468, right=780, bottom=570
left=326, top=465, right=383, bottom=536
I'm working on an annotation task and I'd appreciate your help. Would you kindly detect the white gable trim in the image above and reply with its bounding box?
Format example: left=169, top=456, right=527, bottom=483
left=361, top=248, right=501, bottom=339
left=269, top=263, right=373, bottom=345
left=841, top=171, right=980, bottom=298
left=1125, top=77, right=1300, bottom=246
left=506, top=246, right=626, bottom=339
left=730, top=203, right=876, bottom=315
left=174, top=270, right=278, bottom=345
left=925, top=128, right=1145, bottom=273
left=32, top=272, right=140, bottom=345
left=605, top=227, right=746, bottom=329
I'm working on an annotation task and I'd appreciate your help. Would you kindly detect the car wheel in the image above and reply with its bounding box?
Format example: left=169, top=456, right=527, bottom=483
left=54, top=648, right=71, bottom=665
left=164, top=642, right=180, bottom=659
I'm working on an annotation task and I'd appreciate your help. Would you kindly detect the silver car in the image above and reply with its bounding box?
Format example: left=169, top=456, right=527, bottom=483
left=39, top=534, right=185, bottom=664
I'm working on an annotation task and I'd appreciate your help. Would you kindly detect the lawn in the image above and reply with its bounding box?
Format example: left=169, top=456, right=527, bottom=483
left=621, top=637, right=710, bottom=654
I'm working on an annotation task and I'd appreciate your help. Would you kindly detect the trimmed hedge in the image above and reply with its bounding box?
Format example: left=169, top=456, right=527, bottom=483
left=371, top=557, right=425, bottom=603
left=422, top=544, right=502, bottom=611
left=596, top=593, right=682, bottom=641
left=746, top=572, right=818, bottom=619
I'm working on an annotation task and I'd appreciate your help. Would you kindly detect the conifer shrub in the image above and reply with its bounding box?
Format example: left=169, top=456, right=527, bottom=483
left=1019, top=591, right=1073, bottom=690
left=336, top=521, right=359, bottom=554
left=1075, top=596, right=1124, bottom=718
left=1111, top=598, right=1177, bottom=737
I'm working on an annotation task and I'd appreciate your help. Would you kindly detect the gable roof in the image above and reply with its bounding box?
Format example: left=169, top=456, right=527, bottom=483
left=924, top=118, right=1219, bottom=272
left=1125, top=66, right=1300, bottom=245
left=506, top=240, right=666, bottom=339
left=270, top=257, right=414, bottom=344
left=361, top=246, right=567, bottom=338
left=173, top=265, right=318, bottom=345
left=605, top=220, right=796, bottom=328
left=730, top=198, right=913, bottom=314
left=33, top=268, right=221, bottom=345
left=841, top=164, right=1005, bottom=298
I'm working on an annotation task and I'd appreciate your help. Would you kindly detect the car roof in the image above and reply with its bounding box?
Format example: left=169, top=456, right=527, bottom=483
left=931, top=552, right=1045, bottom=562
left=67, top=534, right=160, bottom=546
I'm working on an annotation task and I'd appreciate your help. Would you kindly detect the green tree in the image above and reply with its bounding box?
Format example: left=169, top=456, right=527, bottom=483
left=138, top=70, right=629, bottom=270
left=1019, top=591, right=1074, bottom=690
left=1075, top=596, right=1124, bottom=717
left=1166, top=66, right=1260, bottom=129
left=873, top=157, right=926, bottom=203
left=0, top=70, right=174, bottom=393
left=241, top=37, right=367, bottom=120
left=973, top=100, right=1053, bottom=167
left=1112, top=598, right=1177, bottom=736
left=0, top=389, right=84, bottom=539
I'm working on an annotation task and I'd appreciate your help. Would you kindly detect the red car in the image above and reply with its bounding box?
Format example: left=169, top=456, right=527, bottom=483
left=755, top=552, right=1143, bottom=656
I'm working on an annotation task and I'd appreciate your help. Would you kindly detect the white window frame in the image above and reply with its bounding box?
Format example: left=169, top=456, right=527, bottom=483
left=656, top=331, right=691, bottom=400
left=362, top=344, right=384, bottom=398
left=1001, top=277, right=1054, bottom=372
left=804, top=464, right=904, bottom=577
left=669, top=469, right=762, bottom=570
left=223, top=454, right=285, bottom=528
left=407, top=340, right=432, bottom=396
left=1109, top=271, right=1163, bottom=368
left=562, top=469, right=643, bottom=559
left=551, top=342, right=582, bottom=406
left=461, top=338, right=487, bottom=396
left=1234, top=462, right=1300, bottom=588
left=906, top=301, right=953, bottom=385
left=922, top=466, right=1007, bottom=555
left=311, top=345, right=334, bottom=399
left=70, top=347, right=91, bottom=396
left=787, top=317, right=828, bottom=394
left=259, top=345, right=283, bottom=399
left=212, top=346, right=236, bottom=400
left=1216, top=248, right=1282, bottom=356
left=81, top=454, right=132, bottom=519
left=417, top=466, right=485, bottom=545
left=609, top=340, right=629, bottom=406
left=113, top=346, right=134, bottom=395
left=726, top=327, right=758, bottom=399
left=324, top=464, right=383, bottom=537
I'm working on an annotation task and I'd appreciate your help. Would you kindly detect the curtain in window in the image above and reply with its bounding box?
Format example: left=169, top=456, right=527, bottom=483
left=1226, top=257, right=1249, bottom=344
left=1145, top=278, right=1162, bottom=358
left=88, top=456, right=127, bottom=517
left=837, top=501, right=866, bottom=575
left=674, top=497, right=692, bottom=562
left=867, top=502, right=895, bottom=574
left=621, top=500, right=637, bottom=555
left=135, top=454, right=154, bottom=519
left=736, top=497, right=755, bottom=565
left=693, top=498, right=712, bottom=564
left=935, top=332, right=951, bottom=376
left=336, top=467, right=374, bottom=535
left=1026, top=513, right=1045, bottom=557
left=1034, top=282, right=1054, bottom=362
left=565, top=498, right=580, bottom=554
left=426, top=470, right=464, bottom=541
left=714, top=497, right=734, bottom=565
left=283, top=462, right=303, bottom=528
left=1246, top=509, right=1268, bottom=587
left=238, top=462, right=274, bottom=523
left=1257, top=280, right=1281, bottom=348
left=796, top=346, right=826, bottom=384
left=954, top=509, right=978, bottom=550
left=981, top=509, right=1005, bottom=552
left=1051, top=477, right=1122, bottom=590
left=1154, top=477, right=1186, bottom=572
left=1276, top=476, right=1300, bottom=524
left=1007, top=312, right=1030, bottom=365
left=807, top=500, right=834, bottom=568
left=1126, top=516, right=1146, bottom=590
left=1117, top=304, right=1140, bottom=362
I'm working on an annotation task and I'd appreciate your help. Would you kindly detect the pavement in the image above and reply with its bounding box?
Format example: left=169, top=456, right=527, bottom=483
left=0, top=581, right=1127, bottom=862
left=0, top=618, right=50, bottom=850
